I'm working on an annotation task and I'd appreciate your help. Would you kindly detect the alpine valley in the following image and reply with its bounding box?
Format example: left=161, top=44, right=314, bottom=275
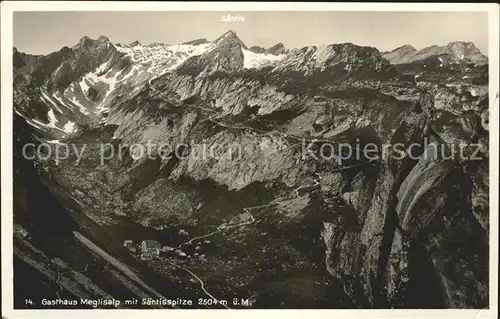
left=13, top=31, right=489, bottom=309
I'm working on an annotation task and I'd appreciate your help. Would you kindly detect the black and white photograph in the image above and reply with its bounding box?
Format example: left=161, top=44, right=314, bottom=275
left=1, top=2, right=498, bottom=317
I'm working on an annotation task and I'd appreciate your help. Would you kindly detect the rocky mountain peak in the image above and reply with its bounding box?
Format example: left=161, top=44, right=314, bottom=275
left=446, top=41, right=479, bottom=53
left=382, top=45, right=418, bottom=64
left=175, top=31, right=247, bottom=76
left=79, top=35, right=91, bottom=43
left=98, top=35, right=110, bottom=43
left=249, top=42, right=287, bottom=55
left=384, top=41, right=487, bottom=65
left=214, top=30, right=247, bottom=50
left=217, top=30, right=237, bottom=39
left=249, top=45, right=266, bottom=54
left=392, top=44, right=417, bottom=54
left=446, top=41, right=477, bottom=50
left=14, top=35, right=119, bottom=92
left=268, top=42, right=286, bottom=55
left=325, top=43, right=385, bottom=63
left=274, top=42, right=388, bottom=75
left=72, top=35, right=113, bottom=53
left=445, top=41, right=482, bottom=56
left=444, top=41, right=487, bottom=64
left=73, top=36, right=93, bottom=50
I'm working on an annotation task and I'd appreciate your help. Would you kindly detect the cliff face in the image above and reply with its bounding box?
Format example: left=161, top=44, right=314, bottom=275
left=13, top=33, right=489, bottom=308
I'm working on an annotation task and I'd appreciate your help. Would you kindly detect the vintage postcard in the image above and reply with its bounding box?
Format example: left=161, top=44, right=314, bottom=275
left=1, top=2, right=498, bottom=319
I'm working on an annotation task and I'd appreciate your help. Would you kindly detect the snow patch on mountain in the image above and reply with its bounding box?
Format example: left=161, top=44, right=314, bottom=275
left=242, top=49, right=285, bottom=69
left=79, top=77, right=91, bottom=93
left=83, top=66, right=124, bottom=113
left=59, top=85, right=93, bottom=115
left=25, top=106, right=77, bottom=135
left=116, top=41, right=215, bottom=75
left=276, top=45, right=337, bottom=72
left=40, top=89, right=63, bottom=114
left=63, top=121, right=76, bottom=133
left=69, top=96, right=90, bottom=115
left=274, top=43, right=386, bottom=74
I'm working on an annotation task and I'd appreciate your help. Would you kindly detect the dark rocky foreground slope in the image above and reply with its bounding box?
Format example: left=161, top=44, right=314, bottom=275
left=12, top=32, right=489, bottom=308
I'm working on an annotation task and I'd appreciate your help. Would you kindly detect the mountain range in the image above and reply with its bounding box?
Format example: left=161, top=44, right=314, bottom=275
left=12, top=30, right=490, bottom=309
left=382, top=41, right=488, bottom=65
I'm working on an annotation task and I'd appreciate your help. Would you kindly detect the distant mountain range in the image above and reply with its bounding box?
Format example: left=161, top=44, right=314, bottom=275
left=382, top=41, right=488, bottom=65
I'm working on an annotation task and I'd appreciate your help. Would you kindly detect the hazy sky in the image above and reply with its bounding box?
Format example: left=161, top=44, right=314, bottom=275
left=14, top=11, right=489, bottom=55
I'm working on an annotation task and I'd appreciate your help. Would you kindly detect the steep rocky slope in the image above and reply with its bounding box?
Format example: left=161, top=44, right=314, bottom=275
left=13, top=31, right=489, bottom=308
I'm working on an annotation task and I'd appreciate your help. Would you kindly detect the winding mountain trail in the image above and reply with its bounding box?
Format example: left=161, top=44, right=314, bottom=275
left=167, top=202, right=272, bottom=309
left=165, top=260, right=231, bottom=309
left=177, top=204, right=262, bottom=248
left=177, top=230, right=219, bottom=248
